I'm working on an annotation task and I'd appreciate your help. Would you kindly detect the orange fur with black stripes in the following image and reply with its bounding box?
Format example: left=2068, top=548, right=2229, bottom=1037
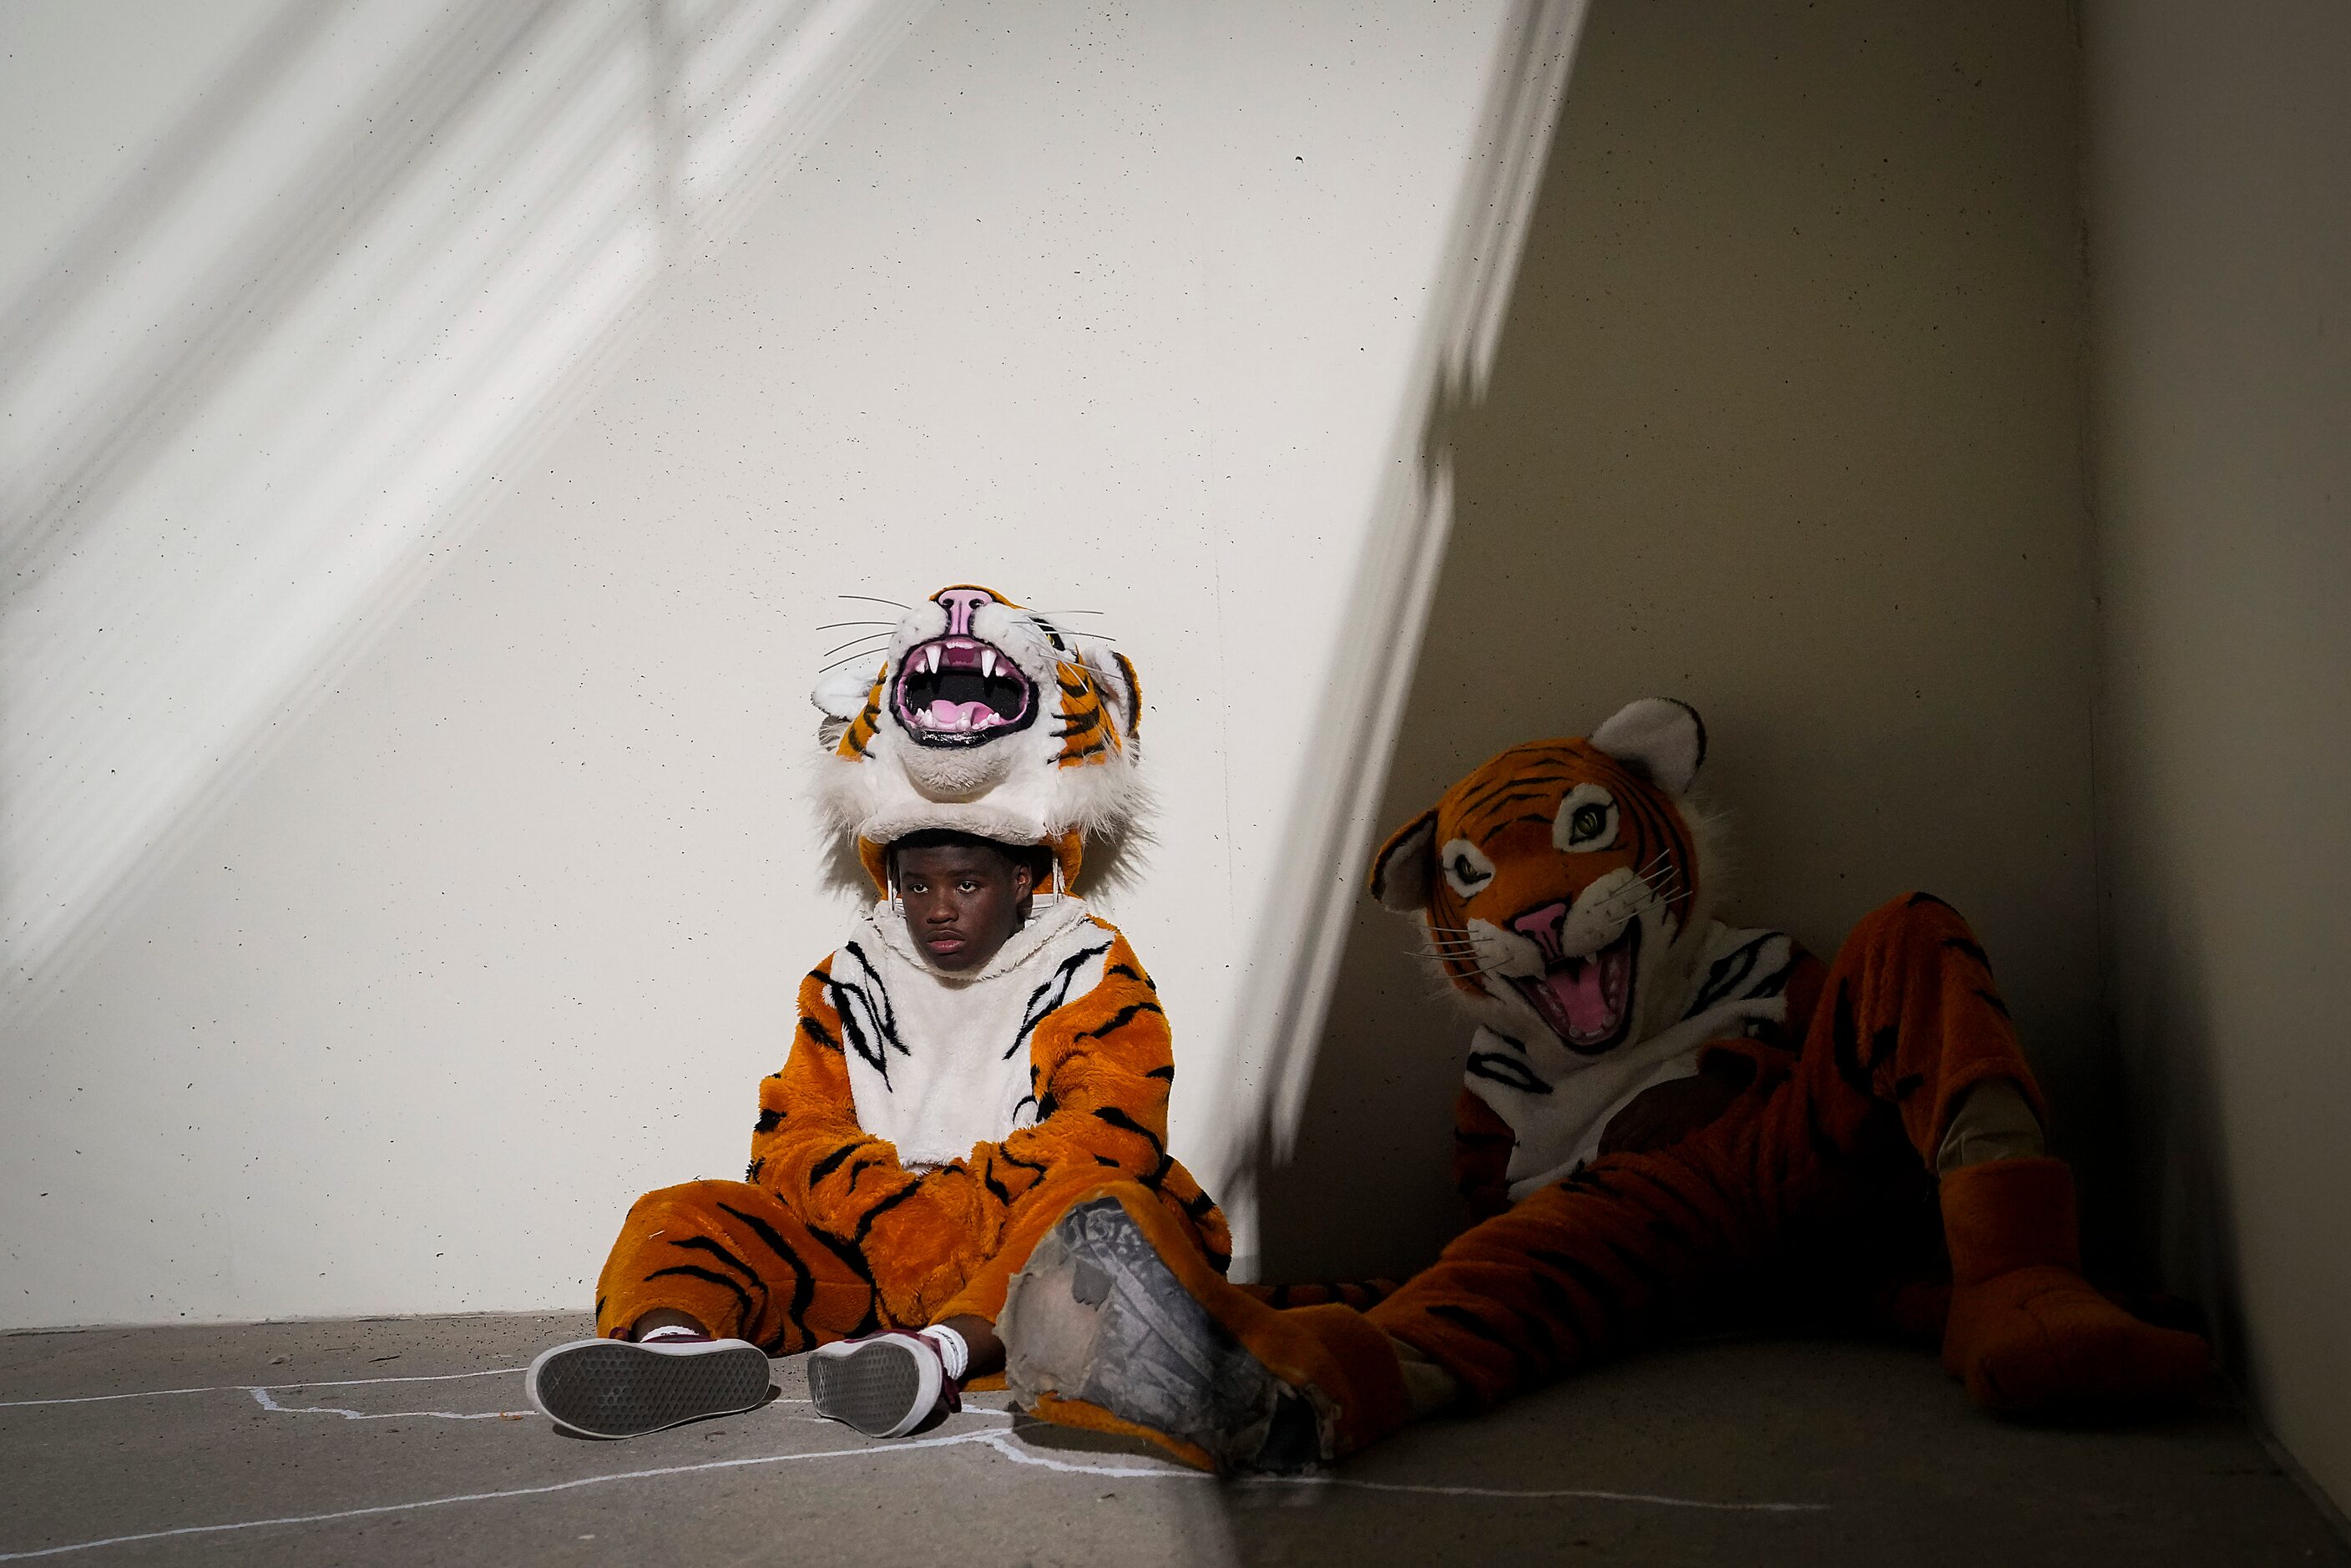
left=748, top=926, right=1225, bottom=1328
left=595, top=906, right=1234, bottom=1348
left=1009, top=698, right=2207, bottom=1471
left=591, top=587, right=1229, bottom=1350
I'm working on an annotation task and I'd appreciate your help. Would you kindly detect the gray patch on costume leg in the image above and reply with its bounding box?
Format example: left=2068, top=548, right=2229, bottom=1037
left=1004, top=1197, right=1291, bottom=1469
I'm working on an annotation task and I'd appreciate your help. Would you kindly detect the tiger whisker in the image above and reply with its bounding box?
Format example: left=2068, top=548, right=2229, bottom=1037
left=813, top=620, right=902, bottom=632
left=837, top=594, right=910, bottom=609
left=813, top=650, right=892, bottom=675
left=821, top=633, right=897, bottom=659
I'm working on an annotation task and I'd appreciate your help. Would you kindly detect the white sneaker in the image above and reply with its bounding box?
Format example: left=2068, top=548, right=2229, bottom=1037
left=806, top=1331, right=962, bottom=1438
left=525, top=1334, right=772, bottom=1439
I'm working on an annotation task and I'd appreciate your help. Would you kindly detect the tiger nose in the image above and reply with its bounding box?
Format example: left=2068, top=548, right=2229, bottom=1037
left=935, top=587, right=996, bottom=638
left=1510, top=901, right=1570, bottom=964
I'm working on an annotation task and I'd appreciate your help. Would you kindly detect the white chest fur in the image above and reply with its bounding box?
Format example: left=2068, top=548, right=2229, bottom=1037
left=1467, top=921, right=1797, bottom=1199
left=828, top=898, right=1114, bottom=1170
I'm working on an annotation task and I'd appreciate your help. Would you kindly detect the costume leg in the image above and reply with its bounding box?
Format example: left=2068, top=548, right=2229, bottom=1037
left=595, top=1180, right=884, bottom=1353
left=933, top=1166, right=1226, bottom=1326
left=1374, top=893, right=2205, bottom=1415
left=1789, top=893, right=2207, bottom=1413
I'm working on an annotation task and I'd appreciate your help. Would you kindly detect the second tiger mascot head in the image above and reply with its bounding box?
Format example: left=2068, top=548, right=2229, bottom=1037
left=1369, top=697, right=1722, bottom=1055
left=811, top=584, right=1145, bottom=893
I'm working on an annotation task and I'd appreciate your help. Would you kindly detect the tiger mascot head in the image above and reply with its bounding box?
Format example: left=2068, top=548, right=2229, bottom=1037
left=811, top=584, right=1145, bottom=894
left=1369, top=698, right=1719, bottom=1055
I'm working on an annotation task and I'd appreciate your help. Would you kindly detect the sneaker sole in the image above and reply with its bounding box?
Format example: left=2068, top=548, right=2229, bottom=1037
left=526, top=1338, right=771, bottom=1439
left=807, top=1338, right=938, bottom=1438
left=1001, top=1196, right=1318, bottom=1472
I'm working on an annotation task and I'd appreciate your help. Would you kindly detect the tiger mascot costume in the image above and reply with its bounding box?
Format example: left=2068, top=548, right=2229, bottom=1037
left=590, top=584, right=1232, bottom=1365
left=996, top=697, right=2212, bottom=1473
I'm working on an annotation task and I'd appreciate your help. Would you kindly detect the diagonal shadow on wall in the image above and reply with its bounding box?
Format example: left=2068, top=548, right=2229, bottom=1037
left=0, top=0, right=928, bottom=1022
left=1245, top=0, right=2119, bottom=1288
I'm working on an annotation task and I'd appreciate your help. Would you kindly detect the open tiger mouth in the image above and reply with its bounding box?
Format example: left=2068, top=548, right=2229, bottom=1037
left=892, top=636, right=1037, bottom=746
left=1512, top=919, right=1641, bottom=1055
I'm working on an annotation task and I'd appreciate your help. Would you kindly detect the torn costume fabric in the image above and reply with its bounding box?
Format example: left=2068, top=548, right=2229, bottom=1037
left=594, top=584, right=1230, bottom=1351
left=1004, top=699, right=2208, bottom=1472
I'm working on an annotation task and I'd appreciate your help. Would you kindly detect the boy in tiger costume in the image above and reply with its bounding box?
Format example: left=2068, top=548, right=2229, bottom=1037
left=527, top=585, right=1230, bottom=1441
left=996, top=698, right=2212, bottom=1473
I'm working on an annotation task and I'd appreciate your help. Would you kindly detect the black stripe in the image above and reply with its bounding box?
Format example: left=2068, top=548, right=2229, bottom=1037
left=1425, top=1303, right=1536, bottom=1379
left=1457, top=766, right=1575, bottom=821
left=804, top=1225, right=882, bottom=1338
left=1182, top=1188, right=1218, bottom=1221
left=808, top=1142, right=862, bottom=1185
left=669, top=1236, right=767, bottom=1300
left=1974, top=987, right=2012, bottom=1019
left=1600, top=1236, right=1669, bottom=1295
left=1475, top=812, right=1554, bottom=843
left=642, top=1264, right=754, bottom=1325
left=1059, top=738, right=1110, bottom=761
left=754, top=1110, right=781, bottom=1134
left=1830, top=980, right=1872, bottom=1096
left=800, top=1015, right=842, bottom=1052
left=1009, top=942, right=1116, bottom=1060
left=1907, top=892, right=1954, bottom=911
left=1093, top=1105, right=1165, bottom=1156
left=1527, top=1247, right=1625, bottom=1346
left=1940, top=935, right=1992, bottom=969
left=1078, top=1000, right=1165, bottom=1043
left=715, top=1201, right=818, bottom=1326
left=1469, top=1051, right=1552, bottom=1095
left=1619, top=1164, right=1716, bottom=1234
left=1145, top=1064, right=1175, bottom=1080
left=852, top=1180, right=925, bottom=1242
left=1522, top=1265, right=1593, bottom=1349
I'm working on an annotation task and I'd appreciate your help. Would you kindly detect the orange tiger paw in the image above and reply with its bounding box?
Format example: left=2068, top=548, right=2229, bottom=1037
left=1943, top=1265, right=2211, bottom=1418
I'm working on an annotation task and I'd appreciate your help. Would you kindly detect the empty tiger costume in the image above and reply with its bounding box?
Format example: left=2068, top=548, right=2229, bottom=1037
left=998, top=698, right=2210, bottom=1471
left=594, top=584, right=1230, bottom=1353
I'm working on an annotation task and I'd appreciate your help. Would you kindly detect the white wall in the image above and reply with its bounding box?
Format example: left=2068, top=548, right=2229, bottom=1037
left=2083, top=0, right=2351, bottom=1515
left=0, top=0, right=1570, bottom=1326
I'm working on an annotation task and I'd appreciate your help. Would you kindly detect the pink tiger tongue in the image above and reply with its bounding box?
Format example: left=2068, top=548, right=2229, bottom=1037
left=924, top=698, right=1000, bottom=731
left=1541, top=964, right=1615, bottom=1036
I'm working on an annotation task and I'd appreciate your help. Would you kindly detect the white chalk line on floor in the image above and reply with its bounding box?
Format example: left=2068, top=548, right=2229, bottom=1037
left=980, top=1434, right=1828, bottom=1510
left=0, top=1409, right=1825, bottom=1560
left=0, top=1366, right=531, bottom=1408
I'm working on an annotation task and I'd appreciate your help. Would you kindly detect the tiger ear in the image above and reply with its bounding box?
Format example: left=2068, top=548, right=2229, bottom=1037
left=1074, top=639, right=1142, bottom=743
left=1590, top=697, right=1706, bottom=795
left=812, top=660, right=882, bottom=721
left=1368, top=809, right=1440, bottom=913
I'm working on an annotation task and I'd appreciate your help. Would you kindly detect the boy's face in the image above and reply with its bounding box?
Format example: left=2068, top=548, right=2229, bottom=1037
left=894, top=844, right=1034, bottom=972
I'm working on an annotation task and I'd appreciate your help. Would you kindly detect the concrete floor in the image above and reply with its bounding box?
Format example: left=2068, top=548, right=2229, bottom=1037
left=3, top=1313, right=2343, bottom=1566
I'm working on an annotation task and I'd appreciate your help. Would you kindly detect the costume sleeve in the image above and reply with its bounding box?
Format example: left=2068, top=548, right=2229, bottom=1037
left=1453, top=1088, right=1516, bottom=1217
left=959, top=925, right=1176, bottom=1208
left=747, top=960, right=991, bottom=1307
